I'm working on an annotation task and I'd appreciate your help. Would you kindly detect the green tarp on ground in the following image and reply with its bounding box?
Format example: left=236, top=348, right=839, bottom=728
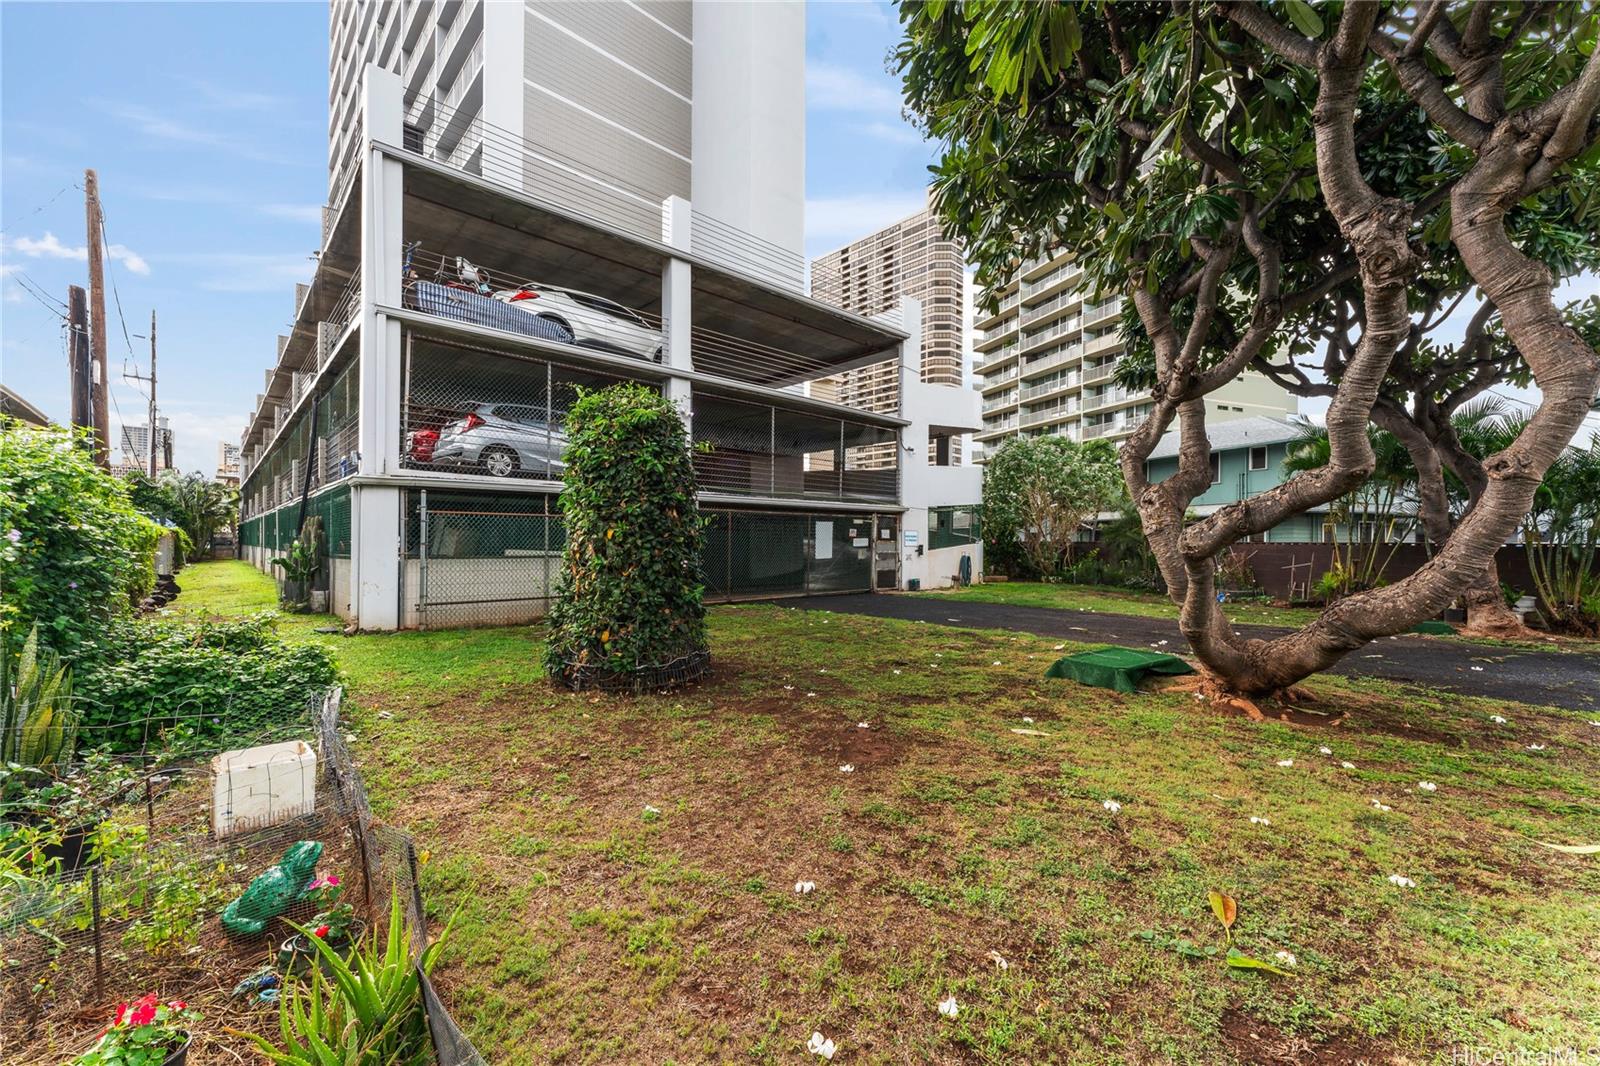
left=1045, top=647, right=1196, bottom=694
left=1410, top=620, right=1456, bottom=635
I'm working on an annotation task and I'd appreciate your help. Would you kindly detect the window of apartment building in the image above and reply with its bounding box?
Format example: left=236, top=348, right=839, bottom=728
left=1249, top=446, right=1268, bottom=471
left=1210, top=453, right=1223, bottom=484
left=929, top=505, right=980, bottom=549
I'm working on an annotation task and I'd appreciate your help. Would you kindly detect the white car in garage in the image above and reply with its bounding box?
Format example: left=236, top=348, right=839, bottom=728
left=493, top=283, right=663, bottom=363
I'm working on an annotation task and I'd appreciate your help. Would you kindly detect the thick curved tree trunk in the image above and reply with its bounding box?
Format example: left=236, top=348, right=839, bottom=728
left=1167, top=7, right=1600, bottom=696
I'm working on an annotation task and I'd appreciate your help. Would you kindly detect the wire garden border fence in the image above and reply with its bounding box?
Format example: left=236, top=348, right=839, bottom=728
left=0, top=689, right=487, bottom=1066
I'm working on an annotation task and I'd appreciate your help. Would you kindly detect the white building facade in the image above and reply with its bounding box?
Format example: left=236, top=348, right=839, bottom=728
left=973, top=251, right=1296, bottom=459
left=238, top=3, right=981, bottom=630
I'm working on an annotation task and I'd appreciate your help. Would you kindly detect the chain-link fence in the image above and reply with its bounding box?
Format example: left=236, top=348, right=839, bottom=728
left=240, top=359, right=360, bottom=522
left=401, top=489, right=563, bottom=629
left=0, top=689, right=486, bottom=1066
left=239, top=483, right=352, bottom=559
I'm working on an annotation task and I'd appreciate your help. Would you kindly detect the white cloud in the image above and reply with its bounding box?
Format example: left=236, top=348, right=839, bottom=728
left=3, top=231, right=150, bottom=275
left=806, top=192, right=931, bottom=252
left=807, top=61, right=904, bottom=114
left=97, top=101, right=286, bottom=164
left=164, top=252, right=314, bottom=293
left=258, top=204, right=326, bottom=225
left=854, top=120, right=927, bottom=148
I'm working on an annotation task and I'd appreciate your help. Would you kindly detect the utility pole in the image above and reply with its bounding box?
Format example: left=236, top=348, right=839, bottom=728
left=124, top=311, right=161, bottom=475
left=67, top=286, right=92, bottom=440
left=147, top=311, right=157, bottom=476
left=84, top=169, right=110, bottom=469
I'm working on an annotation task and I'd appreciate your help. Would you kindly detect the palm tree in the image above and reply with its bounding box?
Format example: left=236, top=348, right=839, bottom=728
left=1282, top=419, right=1417, bottom=600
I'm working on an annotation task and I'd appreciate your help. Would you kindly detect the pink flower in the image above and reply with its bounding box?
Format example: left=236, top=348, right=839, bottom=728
left=325, top=874, right=339, bottom=887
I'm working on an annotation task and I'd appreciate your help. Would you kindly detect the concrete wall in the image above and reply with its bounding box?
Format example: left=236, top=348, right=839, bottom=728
left=690, top=0, right=805, bottom=255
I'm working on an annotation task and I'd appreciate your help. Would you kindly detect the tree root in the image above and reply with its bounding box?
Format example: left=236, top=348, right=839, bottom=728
left=1166, top=675, right=1343, bottom=726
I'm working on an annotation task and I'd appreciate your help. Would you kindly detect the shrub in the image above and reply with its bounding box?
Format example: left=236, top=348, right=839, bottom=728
left=0, top=625, right=79, bottom=773
left=0, top=422, right=163, bottom=653
left=75, top=614, right=338, bottom=753
left=544, top=384, right=708, bottom=689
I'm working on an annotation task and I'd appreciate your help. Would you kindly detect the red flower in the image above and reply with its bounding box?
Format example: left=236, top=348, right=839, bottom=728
left=113, top=1002, right=130, bottom=1026
left=168, top=1000, right=187, bottom=1011
left=325, top=875, right=340, bottom=887
left=314, top=925, right=330, bottom=938
left=129, top=993, right=159, bottom=1027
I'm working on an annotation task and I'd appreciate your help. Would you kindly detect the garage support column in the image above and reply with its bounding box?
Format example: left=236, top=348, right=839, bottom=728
left=349, top=65, right=407, bottom=631
left=661, top=196, right=694, bottom=423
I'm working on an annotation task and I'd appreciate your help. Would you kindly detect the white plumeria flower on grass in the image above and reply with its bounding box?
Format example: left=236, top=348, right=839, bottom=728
left=937, top=994, right=960, bottom=1019
left=794, top=880, right=816, bottom=894
left=1273, top=950, right=1298, bottom=968
left=839, top=764, right=855, bottom=774
left=1470, top=665, right=1484, bottom=672
left=1372, top=800, right=1393, bottom=813
left=992, top=660, right=1002, bottom=666
left=892, top=669, right=902, bottom=675
left=1275, top=758, right=1295, bottom=768
left=986, top=949, right=1009, bottom=971
left=857, top=722, right=870, bottom=729
left=1022, top=716, right=1034, bottom=724
left=1318, top=746, right=1333, bottom=756
left=1387, top=874, right=1417, bottom=889
left=1053, top=643, right=1066, bottom=651
left=1102, top=799, right=1122, bottom=814
left=807, top=1032, right=837, bottom=1060
left=1490, top=715, right=1508, bottom=724
left=1527, top=743, right=1547, bottom=752
left=807, top=692, right=818, bottom=698
left=1249, top=816, right=1272, bottom=826
left=643, top=804, right=661, bottom=816
left=1341, top=761, right=1357, bottom=770
left=1417, top=781, right=1437, bottom=793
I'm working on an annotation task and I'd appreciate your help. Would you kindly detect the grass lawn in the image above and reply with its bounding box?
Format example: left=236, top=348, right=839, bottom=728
left=173, top=561, right=1600, bottom=1064
left=918, top=581, right=1326, bottom=628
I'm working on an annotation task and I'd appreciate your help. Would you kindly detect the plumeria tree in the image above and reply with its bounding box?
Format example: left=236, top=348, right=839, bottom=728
left=900, top=1, right=1600, bottom=695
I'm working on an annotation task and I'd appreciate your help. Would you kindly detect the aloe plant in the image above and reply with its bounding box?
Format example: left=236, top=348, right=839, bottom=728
left=1, top=625, right=79, bottom=772
left=234, top=891, right=450, bottom=1066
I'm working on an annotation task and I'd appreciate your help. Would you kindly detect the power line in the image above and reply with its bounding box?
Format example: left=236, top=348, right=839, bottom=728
left=12, top=271, right=68, bottom=320
left=96, top=210, right=139, bottom=364
left=0, top=182, right=78, bottom=237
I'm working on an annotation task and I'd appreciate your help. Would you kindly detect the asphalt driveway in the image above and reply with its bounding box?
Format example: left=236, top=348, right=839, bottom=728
left=773, top=593, right=1600, bottom=712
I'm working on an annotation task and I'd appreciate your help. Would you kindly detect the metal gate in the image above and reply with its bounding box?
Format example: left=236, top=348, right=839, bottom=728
left=701, top=509, right=883, bottom=601
left=408, top=490, right=562, bottom=629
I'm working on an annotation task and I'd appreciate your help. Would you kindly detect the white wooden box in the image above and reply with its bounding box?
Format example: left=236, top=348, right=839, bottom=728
left=212, top=739, right=317, bottom=838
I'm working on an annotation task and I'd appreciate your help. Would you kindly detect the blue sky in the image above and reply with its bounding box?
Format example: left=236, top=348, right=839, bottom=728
left=1, top=1, right=936, bottom=475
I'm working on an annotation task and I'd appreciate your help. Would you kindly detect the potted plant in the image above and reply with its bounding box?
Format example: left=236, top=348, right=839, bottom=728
left=271, top=517, right=322, bottom=612
left=72, top=994, right=200, bottom=1066
left=276, top=873, right=365, bottom=975
left=1, top=753, right=136, bottom=873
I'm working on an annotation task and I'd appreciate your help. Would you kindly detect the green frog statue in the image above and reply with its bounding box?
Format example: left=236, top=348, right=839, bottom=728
left=221, top=840, right=324, bottom=936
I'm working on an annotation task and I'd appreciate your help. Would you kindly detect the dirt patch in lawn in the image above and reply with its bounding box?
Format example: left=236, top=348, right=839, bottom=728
left=1219, top=1010, right=1399, bottom=1065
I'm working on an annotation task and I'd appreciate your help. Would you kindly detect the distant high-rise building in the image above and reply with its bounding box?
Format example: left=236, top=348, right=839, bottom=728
left=120, top=418, right=173, bottom=472
left=217, top=441, right=241, bottom=486
left=971, top=250, right=1296, bottom=460
left=810, top=196, right=966, bottom=466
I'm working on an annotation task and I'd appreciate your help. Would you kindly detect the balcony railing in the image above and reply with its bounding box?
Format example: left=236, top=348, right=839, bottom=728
left=1084, top=330, right=1123, bottom=357
left=1020, top=400, right=1077, bottom=426
left=1083, top=359, right=1120, bottom=384
left=1019, top=344, right=1082, bottom=378
left=1018, top=377, right=1073, bottom=403
left=1084, top=297, right=1123, bottom=326
left=1021, top=315, right=1081, bottom=353
left=1020, top=288, right=1081, bottom=325
left=1021, top=265, right=1083, bottom=299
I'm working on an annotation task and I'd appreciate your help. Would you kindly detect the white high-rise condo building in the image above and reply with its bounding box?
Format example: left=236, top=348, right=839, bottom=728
left=237, top=1, right=983, bottom=630
left=972, top=250, right=1295, bottom=459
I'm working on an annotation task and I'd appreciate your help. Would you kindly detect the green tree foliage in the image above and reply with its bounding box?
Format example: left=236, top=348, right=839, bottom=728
left=0, top=422, right=163, bottom=654
left=899, top=2, right=1600, bottom=693
left=126, top=470, right=239, bottom=562
left=544, top=385, right=708, bottom=688
left=981, top=436, right=1122, bottom=578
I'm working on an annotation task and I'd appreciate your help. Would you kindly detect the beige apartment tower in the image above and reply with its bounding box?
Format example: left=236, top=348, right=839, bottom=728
left=810, top=197, right=966, bottom=465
